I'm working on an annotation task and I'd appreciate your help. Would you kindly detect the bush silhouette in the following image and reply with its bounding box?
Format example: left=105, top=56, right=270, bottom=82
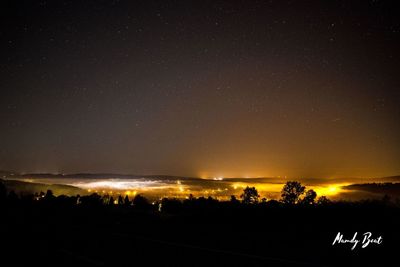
left=317, top=195, right=331, bottom=205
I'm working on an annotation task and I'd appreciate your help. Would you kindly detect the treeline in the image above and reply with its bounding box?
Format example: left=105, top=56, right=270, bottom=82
left=1, top=180, right=397, bottom=214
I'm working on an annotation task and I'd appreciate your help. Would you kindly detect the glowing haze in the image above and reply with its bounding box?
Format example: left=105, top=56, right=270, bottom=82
left=1, top=1, right=399, bottom=178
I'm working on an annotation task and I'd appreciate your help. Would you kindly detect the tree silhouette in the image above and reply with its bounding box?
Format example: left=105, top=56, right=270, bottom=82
left=240, top=186, right=260, bottom=204
left=133, top=194, right=149, bottom=209
left=281, top=181, right=305, bottom=205
left=118, top=195, right=124, bottom=205
left=45, top=189, right=55, bottom=200
left=109, top=196, right=115, bottom=205
left=102, top=194, right=110, bottom=205
left=124, top=195, right=130, bottom=206
left=301, top=189, right=317, bottom=205
left=230, top=195, right=240, bottom=204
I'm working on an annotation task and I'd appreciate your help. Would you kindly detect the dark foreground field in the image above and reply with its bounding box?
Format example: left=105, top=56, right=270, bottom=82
left=1, top=194, right=399, bottom=267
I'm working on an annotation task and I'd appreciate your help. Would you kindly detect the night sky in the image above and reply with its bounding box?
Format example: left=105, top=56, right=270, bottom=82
left=1, top=0, right=399, bottom=178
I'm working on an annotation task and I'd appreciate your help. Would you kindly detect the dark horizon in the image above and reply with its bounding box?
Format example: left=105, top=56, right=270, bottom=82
left=2, top=168, right=400, bottom=180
